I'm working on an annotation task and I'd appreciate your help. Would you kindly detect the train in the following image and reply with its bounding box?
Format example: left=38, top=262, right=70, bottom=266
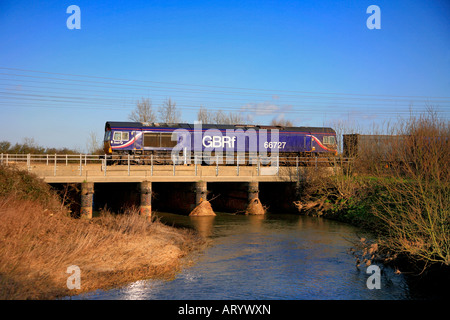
left=103, top=121, right=337, bottom=164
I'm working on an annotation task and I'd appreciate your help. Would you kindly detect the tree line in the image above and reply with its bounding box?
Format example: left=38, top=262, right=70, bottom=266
left=129, top=97, right=293, bottom=126
left=0, top=138, right=81, bottom=155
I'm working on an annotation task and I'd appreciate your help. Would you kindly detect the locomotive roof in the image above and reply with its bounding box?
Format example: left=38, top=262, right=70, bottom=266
left=105, top=121, right=336, bottom=133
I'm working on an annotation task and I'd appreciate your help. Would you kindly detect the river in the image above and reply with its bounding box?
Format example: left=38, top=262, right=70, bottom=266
left=70, top=211, right=433, bottom=300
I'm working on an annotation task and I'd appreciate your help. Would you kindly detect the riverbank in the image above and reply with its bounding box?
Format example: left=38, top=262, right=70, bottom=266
left=294, top=111, right=449, bottom=287
left=293, top=171, right=450, bottom=298
left=0, top=166, right=206, bottom=300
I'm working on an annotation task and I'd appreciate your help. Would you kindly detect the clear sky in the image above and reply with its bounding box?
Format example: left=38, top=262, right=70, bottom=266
left=0, top=0, right=449, bottom=151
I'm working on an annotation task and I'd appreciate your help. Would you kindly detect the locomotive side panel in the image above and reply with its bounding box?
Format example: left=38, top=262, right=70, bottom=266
left=104, top=122, right=338, bottom=160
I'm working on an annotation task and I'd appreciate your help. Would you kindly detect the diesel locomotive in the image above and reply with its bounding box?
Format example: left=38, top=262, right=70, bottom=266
left=103, top=121, right=337, bottom=164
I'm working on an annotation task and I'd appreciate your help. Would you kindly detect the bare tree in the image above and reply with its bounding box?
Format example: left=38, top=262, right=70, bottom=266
left=158, top=98, right=181, bottom=123
left=129, top=98, right=156, bottom=123
left=197, top=108, right=248, bottom=125
left=86, top=131, right=103, bottom=154
left=197, top=106, right=214, bottom=123
left=270, top=117, right=293, bottom=127
left=212, top=110, right=227, bottom=124
left=227, top=112, right=246, bottom=124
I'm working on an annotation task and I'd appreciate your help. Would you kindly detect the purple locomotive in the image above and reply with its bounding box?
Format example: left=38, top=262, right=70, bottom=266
left=103, top=121, right=337, bottom=163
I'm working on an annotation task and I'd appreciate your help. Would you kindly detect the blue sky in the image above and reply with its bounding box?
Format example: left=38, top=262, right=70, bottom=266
left=0, top=0, right=449, bottom=151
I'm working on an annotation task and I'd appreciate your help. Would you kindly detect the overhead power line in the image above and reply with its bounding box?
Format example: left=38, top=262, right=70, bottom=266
left=0, top=67, right=448, bottom=121
left=2, top=66, right=450, bottom=99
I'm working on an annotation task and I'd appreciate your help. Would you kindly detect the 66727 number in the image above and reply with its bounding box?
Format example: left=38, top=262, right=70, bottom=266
left=263, top=141, right=286, bottom=149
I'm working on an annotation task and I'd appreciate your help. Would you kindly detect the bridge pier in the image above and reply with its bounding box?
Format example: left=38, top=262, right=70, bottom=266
left=195, top=181, right=208, bottom=206
left=140, top=181, right=152, bottom=220
left=80, top=182, right=94, bottom=219
left=246, top=181, right=265, bottom=215
left=248, top=181, right=259, bottom=203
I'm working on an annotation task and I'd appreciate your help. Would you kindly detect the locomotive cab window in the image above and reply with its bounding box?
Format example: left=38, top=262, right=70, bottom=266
left=323, top=136, right=336, bottom=145
left=113, top=131, right=122, bottom=141
left=112, top=131, right=129, bottom=141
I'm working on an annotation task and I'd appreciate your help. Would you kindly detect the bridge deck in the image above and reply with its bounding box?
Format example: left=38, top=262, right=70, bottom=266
left=11, top=163, right=315, bottom=183
left=2, top=154, right=341, bottom=183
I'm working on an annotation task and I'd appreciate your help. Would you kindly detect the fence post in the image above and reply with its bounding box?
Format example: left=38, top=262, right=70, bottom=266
left=257, top=155, right=260, bottom=176
left=65, top=154, right=68, bottom=166
left=79, top=154, right=82, bottom=176
left=277, top=155, right=279, bottom=176
left=195, top=154, right=198, bottom=176
left=27, top=154, right=30, bottom=171
left=54, top=154, right=57, bottom=176
left=128, top=154, right=130, bottom=176
left=173, top=156, right=176, bottom=176
left=151, top=154, right=153, bottom=176
left=216, top=154, right=219, bottom=176
left=296, top=156, right=299, bottom=178
left=237, top=154, right=239, bottom=176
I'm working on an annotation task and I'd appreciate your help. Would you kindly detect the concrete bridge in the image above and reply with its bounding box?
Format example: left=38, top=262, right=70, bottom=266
left=2, top=153, right=340, bottom=219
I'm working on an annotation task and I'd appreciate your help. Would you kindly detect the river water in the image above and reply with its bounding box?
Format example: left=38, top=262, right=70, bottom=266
left=72, top=212, right=427, bottom=300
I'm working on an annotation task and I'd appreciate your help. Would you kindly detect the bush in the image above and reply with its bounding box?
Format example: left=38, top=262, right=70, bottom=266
left=0, top=165, right=60, bottom=210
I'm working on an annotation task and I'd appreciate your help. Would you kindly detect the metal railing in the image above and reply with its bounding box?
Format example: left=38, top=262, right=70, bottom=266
left=1, top=153, right=353, bottom=178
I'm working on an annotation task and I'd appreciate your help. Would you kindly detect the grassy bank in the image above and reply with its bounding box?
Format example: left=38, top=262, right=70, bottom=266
left=0, top=166, right=206, bottom=300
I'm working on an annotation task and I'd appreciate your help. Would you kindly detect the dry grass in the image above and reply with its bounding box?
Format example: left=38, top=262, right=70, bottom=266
left=0, top=196, right=205, bottom=300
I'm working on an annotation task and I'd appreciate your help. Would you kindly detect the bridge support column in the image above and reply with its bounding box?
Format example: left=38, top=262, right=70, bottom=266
left=246, top=181, right=265, bottom=215
left=195, top=181, right=208, bottom=206
left=248, top=181, right=259, bottom=202
left=140, top=181, right=152, bottom=220
left=191, top=181, right=215, bottom=216
left=295, top=180, right=302, bottom=199
left=80, top=182, right=94, bottom=219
